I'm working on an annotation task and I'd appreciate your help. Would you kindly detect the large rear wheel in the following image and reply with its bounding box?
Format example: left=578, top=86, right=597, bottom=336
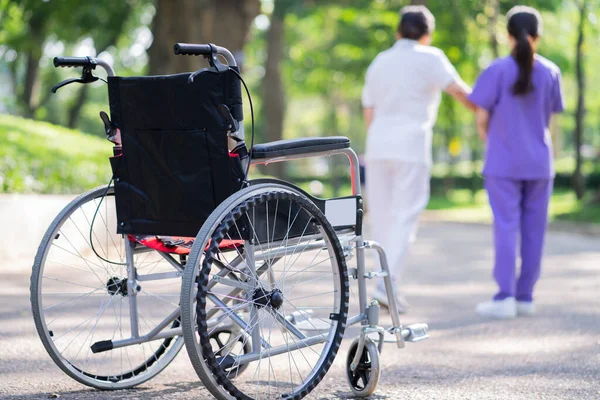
left=181, top=183, right=349, bottom=399
left=31, top=186, right=184, bottom=389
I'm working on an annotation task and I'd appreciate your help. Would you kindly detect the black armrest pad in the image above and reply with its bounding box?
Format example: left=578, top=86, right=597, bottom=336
left=251, top=136, right=350, bottom=159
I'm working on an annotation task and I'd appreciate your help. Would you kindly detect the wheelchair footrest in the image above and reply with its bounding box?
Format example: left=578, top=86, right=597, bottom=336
left=285, top=309, right=313, bottom=324
left=293, top=318, right=331, bottom=333
left=366, top=323, right=430, bottom=344
left=403, top=323, right=430, bottom=343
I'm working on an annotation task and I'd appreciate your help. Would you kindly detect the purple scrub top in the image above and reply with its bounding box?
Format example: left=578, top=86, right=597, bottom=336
left=469, top=55, right=565, bottom=180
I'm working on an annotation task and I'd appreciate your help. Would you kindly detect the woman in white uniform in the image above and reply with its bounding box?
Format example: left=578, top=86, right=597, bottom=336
left=362, top=5, right=474, bottom=312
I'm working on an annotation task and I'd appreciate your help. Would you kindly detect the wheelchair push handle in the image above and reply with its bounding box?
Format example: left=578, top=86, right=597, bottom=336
left=51, top=56, right=115, bottom=93
left=52, top=56, right=115, bottom=77
left=173, top=43, right=212, bottom=56
left=173, top=43, right=237, bottom=67
left=54, top=56, right=94, bottom=68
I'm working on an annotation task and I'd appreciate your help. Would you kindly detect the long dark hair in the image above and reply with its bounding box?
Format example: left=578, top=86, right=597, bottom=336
left=506, top=6, right=542, bottom=95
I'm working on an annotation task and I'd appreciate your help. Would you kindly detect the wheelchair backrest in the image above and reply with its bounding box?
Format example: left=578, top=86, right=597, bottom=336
left=108, top=70, right=244, bottom=237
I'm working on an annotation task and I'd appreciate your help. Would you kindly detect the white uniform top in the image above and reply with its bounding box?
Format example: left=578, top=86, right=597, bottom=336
left=362, top=39, right=459, bottom=165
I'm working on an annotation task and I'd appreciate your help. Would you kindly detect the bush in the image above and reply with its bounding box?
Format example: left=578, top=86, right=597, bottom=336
left=288, top=171, right=600, bottom=196
left=0, top=115, right=112, bottom=194
left=429, top=173, right=600, bottom=194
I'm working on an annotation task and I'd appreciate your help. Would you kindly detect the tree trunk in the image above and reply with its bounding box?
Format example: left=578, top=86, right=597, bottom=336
left=261, top=0, right=292, bottom=179
left=148, top=0, right=260, bottom=75
left=67, top=6, right=133, bottom=130
left=21, top=51, right=41, bottom=118
left=20, top=12, right=45, bottom=118
left=67, top=86, right=90, bottom=129
left=487, top=0, right=500, bottom=58
left=573, top=0, right=587, bottom=200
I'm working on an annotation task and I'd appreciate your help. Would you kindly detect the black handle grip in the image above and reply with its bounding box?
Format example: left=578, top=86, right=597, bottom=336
left=53, top=56, right=93, bottom=68
left=173, top=43, right=213, bottom=56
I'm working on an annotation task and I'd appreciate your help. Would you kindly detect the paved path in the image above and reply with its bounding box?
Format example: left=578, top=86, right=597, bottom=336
left=1, top=222, right=598, bottom=399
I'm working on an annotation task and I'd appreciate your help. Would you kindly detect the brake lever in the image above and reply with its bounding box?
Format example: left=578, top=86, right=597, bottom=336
left=51, top=65, right=99, bottom=93
left=188, top=44, right=228, bottom=83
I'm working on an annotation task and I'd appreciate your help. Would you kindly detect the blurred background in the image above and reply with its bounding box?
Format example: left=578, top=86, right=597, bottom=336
left=0, top=0, right=599, bottom=224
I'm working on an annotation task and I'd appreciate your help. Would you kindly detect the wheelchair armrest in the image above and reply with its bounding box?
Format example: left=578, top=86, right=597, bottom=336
left=250, top=136, right=350, bottom=160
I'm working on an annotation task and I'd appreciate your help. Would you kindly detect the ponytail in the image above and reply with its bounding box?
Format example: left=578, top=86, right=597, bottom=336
left=506, top=6, right=542, bottom=96
left=513, top=29, right=534, bottom=95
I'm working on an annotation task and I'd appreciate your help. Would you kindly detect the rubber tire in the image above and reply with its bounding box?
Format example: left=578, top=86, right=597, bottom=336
left=345, top=337, right=381, bottom=398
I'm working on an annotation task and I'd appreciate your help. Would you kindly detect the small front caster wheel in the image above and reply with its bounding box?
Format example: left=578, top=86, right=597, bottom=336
left=345, top=337, right=380, bottom=397
left=209, top=326, right=252, bottom=378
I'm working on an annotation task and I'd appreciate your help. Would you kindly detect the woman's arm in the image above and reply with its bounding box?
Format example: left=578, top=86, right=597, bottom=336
left=475, top=107, right=490, bottom=141
left=363, top=107, right=374, bottom=130
left=445, top=80, right=477, bottom=113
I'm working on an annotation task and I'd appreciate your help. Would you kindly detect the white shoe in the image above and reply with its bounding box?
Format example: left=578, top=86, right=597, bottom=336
left=372, top=290, right=410, bottom=314
left=476, top=297, right=517, bottom=319
left=517, top=301, right=535, bottom=316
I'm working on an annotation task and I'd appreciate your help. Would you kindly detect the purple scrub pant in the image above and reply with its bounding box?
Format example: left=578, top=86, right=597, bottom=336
left=485, top=177, right=553, bottom=303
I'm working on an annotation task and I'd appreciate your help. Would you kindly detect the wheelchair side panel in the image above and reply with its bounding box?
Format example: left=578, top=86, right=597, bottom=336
left=249, top=178, right=362, bottom=234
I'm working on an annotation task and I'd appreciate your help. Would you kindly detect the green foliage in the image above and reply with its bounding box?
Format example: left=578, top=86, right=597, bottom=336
left=0, top=115, right=111, bottom=193
left=272, top=0, right=600, bottom=158
left=425, top=188, right=600, bottom=224
left=0, top=0, right=150, bottom=120
left=1, top=0, right=599, bottom=198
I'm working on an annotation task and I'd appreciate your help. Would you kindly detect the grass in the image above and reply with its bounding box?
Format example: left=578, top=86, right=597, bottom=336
left=0, top=114, right=111, bottom=193
left=426, top=188, right=600, bottom=225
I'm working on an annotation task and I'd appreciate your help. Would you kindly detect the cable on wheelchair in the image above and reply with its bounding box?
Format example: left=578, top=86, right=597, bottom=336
left=226, top=67, right=254, bottom=182
left=89, top=177, right=127, bottom=265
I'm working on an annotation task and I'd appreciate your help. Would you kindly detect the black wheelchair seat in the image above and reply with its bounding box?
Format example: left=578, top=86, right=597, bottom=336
left=251, top=136, right=350, bottom=159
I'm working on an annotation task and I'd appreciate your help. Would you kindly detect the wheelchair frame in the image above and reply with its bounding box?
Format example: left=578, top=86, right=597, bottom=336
left=110, top=147, right=423, bottom=351
left=31, top=44, right=429, bottom=398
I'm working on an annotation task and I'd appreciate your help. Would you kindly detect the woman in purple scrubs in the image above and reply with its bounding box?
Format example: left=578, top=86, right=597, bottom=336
left=469, top=6, right=565, bottom=319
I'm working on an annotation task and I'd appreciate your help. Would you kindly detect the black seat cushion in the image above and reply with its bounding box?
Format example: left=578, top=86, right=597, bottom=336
left=251, top=136, right=350, bottom=159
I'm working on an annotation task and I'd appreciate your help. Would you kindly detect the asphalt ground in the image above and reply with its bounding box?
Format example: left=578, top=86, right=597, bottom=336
left=1, top=221, right=598, bottom=399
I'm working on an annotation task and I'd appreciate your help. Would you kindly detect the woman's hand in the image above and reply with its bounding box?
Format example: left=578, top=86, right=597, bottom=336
left=475, top=107, right=490, bottom=141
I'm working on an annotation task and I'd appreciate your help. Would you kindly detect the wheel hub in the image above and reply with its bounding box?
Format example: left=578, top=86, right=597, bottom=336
left=106, top=277, right=128, bottom=296
left=253, top=288, right=284, bottom=310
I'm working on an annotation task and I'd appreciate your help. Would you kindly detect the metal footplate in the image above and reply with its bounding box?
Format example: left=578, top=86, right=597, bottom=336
left=285, top=309, right=331, bottom=333
left=367, top=323, right=430, bottom=345
left=402, top=323, right=429, bottom=342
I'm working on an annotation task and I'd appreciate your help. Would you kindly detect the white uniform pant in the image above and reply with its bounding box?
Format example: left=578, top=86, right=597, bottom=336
left=366, top=159, right=430, bottom=292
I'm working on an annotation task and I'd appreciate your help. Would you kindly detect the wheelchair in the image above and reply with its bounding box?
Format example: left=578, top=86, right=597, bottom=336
left=30, top=43, right=429, bottom=399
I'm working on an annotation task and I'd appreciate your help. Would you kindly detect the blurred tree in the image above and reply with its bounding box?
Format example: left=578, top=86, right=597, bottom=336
left=2, top=0, right=53, bottom=117
left=66, top=5, right=134, bottom=128
left=1, top=0, right=137, bottom=119
left=573, top=0, right=587, bottom=199
left=488, top=0, right=500, bottom=58
left=1, top=0, right=598, bottom=200
left=261, top=0, right=295, bottom=179
left=148, top=0, right=260, bottom=75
